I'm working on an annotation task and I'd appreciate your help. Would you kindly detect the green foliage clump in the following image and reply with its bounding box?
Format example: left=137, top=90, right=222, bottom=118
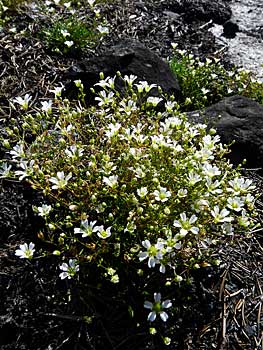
left=170, top=46, right=263, bottom=111
left=40, top=13, right=108, bottom=55
left=1, top=74, right=258, bottom=339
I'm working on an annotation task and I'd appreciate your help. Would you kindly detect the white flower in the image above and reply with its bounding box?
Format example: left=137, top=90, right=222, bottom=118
left=49, top=171, right=72, bottom=189
left=164, top=100, right=177, bottom=113
left=63, top=2, right=71, bottom=9
left=105, top=123, right=121, bottom=138
left=135, top=81, right=157, bottom=93
left=59, top=259, right=79, bottom=279
left=13, top=93, right=32, bottom=110
left=119, top=99, right=137, bottom=115
left=14, top=160, right=35, bottom=181
left=210, top=206, right=233, bottom=224
left=202, top=163, right=221, bottom=178
left=144, top=293, right=172, bottom=322
left=187, top=171, right=202, bottom=186
left=103, top=175, right=118, bottom=188
left=74, top=79, right=83, bottom=88
left=221, top=222, right=234, bottom=235
left=64, top=40, right=74, bottom=48
left=37, top=204, right=52, bottom=217
left=65, top=145, right=84, bottom=159
left=0, top=162, right=12, bottom=178
left=153, top=187, right=171, bottom=203
left=201, top=134, right=220, bottom=149
left=137, top=186, right=148, bottom=198
left=227, top=197, right=244, bottom=212
left=96, top=225, right=112, bottom=239
left=95, top=76, right=115, bottom=89
left=74, top=219, right=99, bottom=237
left=9, top=143, right=25, bottom=159
left=87, top=0, right=96, bottom=6
left=49, top=84, right=64, bottom=97
left=41, top=100, right=52, bottom=114
left=227, top=177, right=255, bottom=195
left=173, top=212, right=199, bottom=237
left=147, top=96, right=163, bottom=106
left=15, top=242, right=35, bottom=259
left=237, top=209, right=251, bottom=228
left=205, top=178, right=223, bottom=194
left=177, top=188, right=187, bottom=198
left=201, top=88, right=209, bottom=95
left=61, top=29, right=70, bottom=37
left=123, top=74, right=137, bottom=86
left=97, top=25, right=109, bottom=35
left=138, top=239, right=164, bottom=268
left=95, top=90, right=115, bottom=106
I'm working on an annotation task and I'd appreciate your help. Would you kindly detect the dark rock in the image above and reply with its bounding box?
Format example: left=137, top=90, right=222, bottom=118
left=65, top=39, right=181, bottom=102
left=187, top=95, right=263, bottom=168
left=223, top=20, right=239, bottom=38
left=166, top=0, right=232, bottom=25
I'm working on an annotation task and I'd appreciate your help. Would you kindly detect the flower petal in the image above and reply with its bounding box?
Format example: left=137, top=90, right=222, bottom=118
left=160, top=311, right=169, bottom=322
left=144, top=301, right=153, bottom=309
left=147, top=311, right=156, bottom=322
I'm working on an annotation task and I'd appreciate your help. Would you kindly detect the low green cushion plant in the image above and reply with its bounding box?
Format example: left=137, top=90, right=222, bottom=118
left=170, top=45, right=263, bottom=111
left=35, top=0, right=109, bottom=56
left=1, top=73, right=258, bottom=342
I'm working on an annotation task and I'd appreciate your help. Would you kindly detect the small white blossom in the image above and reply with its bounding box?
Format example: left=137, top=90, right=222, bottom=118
left=37, top=204, right=52, bottom=217
left=65, top=145, right=84, bottom=159
left=173, top=212, right=199, bottom=237
left=144, top=293, right=172, bottom=322
left=105, top=123, right=122, bottom=138
left=211, top=206, right=233, bottom=224
left=227, top=197, right=244, bottom=212
left=49, top=171, right=72, bottom=189
left=187, top=171, right=202, bottom=186
left=41, top=100, right=52, bottom=114
left=123, top=74, right=137, bottom=86
left=15, top=242, right=35, bottom=259
left=10, top=143, right=25, bottom=159
left=153, top=187, right=171, bottom=203
left=237, top=209, right=251, bottom=228
left=202, top=163, right=221, bottom=178
left=103, top=175, right=118, bottom=188
left=97, top=25, right=109, bottom=35
left=87, top=0, right=96, bottom=6
left=74, top=80, right=83, bottom=88
left=119, top=99, right=137, bottom=115
left=0, top=162, right=12, bottom=178
left=177, top=188, right=187, bottom=198
left=64, top=40, right=74, bottom=48
left=201, top=134, right=220, bottom=149
left=135, top=81, right=157, bottom=93
left=95, top=76, right=115, bottom=89
left=49, top=84, right=64, bottom=97
left=61, top=29, right=70, bottom=37
left=138, top=239, right=164, bottom=268
left=96, top=225, right=112, bottom=239
left=14, top=160, right=35, bottom=181
left=221, top=222, right=234, bottom=235
left=137, top=186, right=148, bottom=198
left=95, top=90, right=115, bottom=106
left=59, top=259, right=79, bottom=279
left=13, top=93, right=32, bottom=110
left=74, top=219, right=99, bottom=237
left=147, top=96, right=163, bottom=106
left=227, top=177, right=255, bottom=195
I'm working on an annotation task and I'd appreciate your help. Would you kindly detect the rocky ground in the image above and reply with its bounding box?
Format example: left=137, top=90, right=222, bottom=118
left=0, top=0, right=262, bottom=349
